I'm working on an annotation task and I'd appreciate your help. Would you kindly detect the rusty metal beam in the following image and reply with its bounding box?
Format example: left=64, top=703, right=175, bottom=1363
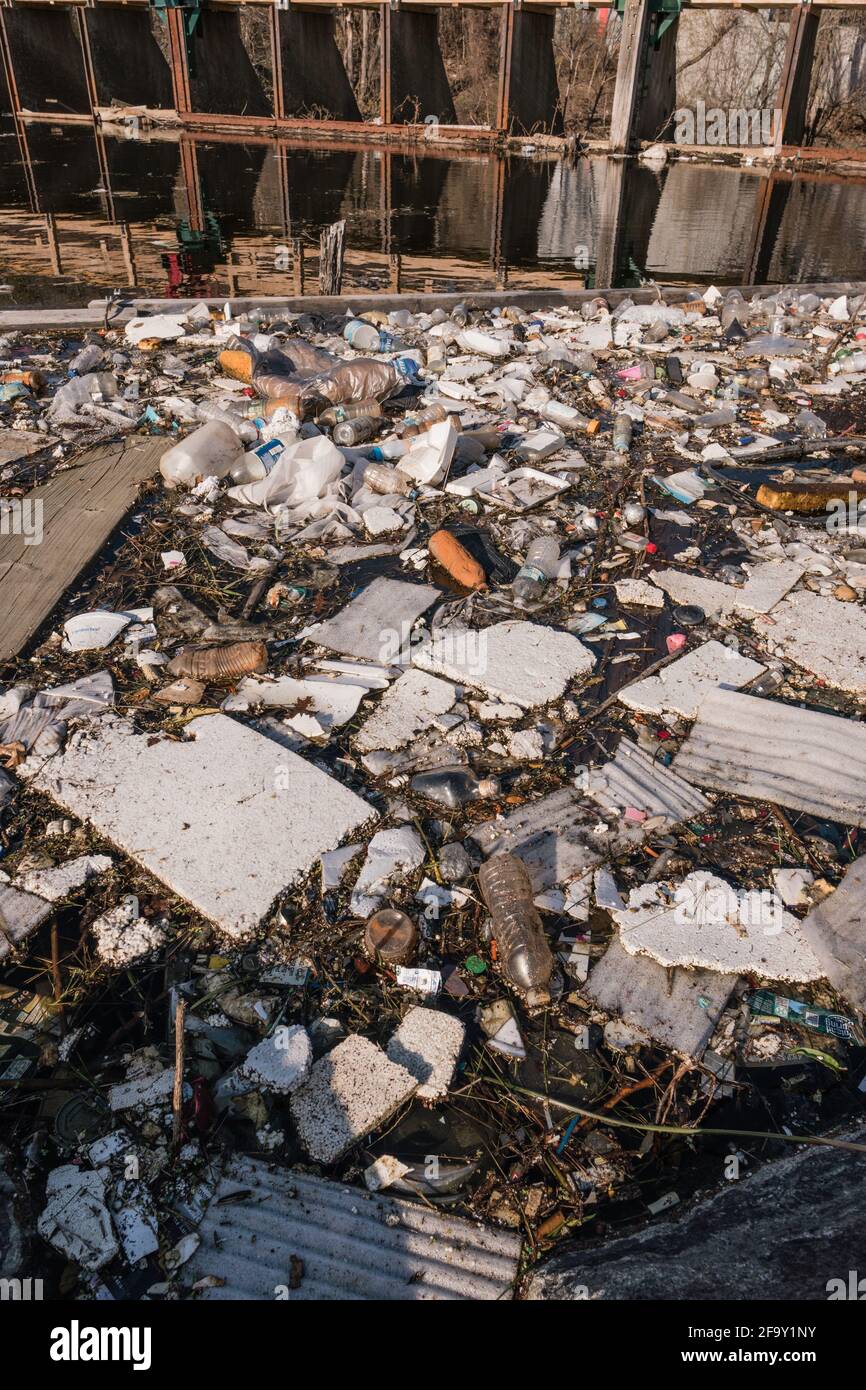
left=379, top=3, right=391, bottom=125
left=269, top=5, right=285, bottom=121
left=774, top=4, right=821, bottom=149
left=166, top=5, right=192, bottom=115
left=179, top=134, right=204, bottom=231
left=495, top=2, right=513, bottom=132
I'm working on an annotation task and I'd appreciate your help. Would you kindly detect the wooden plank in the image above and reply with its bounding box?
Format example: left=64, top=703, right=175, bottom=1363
left=774, top=5, right=821, bottom=149
left=0, top=435, right=165, bottom=666
left=609, top=0, right=653, bottom=155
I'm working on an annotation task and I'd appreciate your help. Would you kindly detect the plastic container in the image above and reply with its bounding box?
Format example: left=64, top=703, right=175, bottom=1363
left=159, top=420, right=245, bottom=489
left=317, top=399, right=383, bottom=427
left=612, top=413, right=633, bottom=452
left=409, top=766, right=499, bottom=810
left=69, top=343, right=104, bottom=375
left=333, top=416, right=379, bottom=446
left=478, top=852, right=554, bottom=1010
left=362, top=462, right=413, bottom=496
left=512, top=535, right=559, bottom=609
left=364, top=909, right=418, bottom=966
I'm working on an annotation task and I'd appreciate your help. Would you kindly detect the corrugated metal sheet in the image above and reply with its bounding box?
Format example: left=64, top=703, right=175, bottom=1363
left=468, top=788, right=614, bottom=892
left=467, top=742, right=708, bottom=891
left=586, top=738, right=710, bottom=824
left=672, top=689, right=866, bottom=827
left=185, top=1157, right=522, bottom=1301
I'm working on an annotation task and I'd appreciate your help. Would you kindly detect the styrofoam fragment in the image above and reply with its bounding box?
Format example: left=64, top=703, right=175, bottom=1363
left=235, top=1026, right=312, bottom=1094
left=650, top=561, right=802, bottom=616
left=754, top=589, right=866, bottom=693
left=413, top=619, right=594, bottom=710
left=354, top=669, right=456, bottom=753
left=290, top=1035, right=418, bottom=1164
left=27, top=714, right=374, bottom=939
left=619, top=640, right=765, bottom=718
left=612, top=871, right=822, bottom=981
left=386, top=1006, right=465, bottom=1101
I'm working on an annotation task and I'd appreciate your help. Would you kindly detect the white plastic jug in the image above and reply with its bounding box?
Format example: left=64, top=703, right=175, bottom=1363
left=159, top=420, right=244, bottom=489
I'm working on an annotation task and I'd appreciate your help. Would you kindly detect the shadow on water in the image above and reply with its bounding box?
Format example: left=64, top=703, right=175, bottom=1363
left=2, top=120, right=866, bottom=304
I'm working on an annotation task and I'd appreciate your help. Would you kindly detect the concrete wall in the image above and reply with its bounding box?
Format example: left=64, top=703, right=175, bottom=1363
left=506, top=11, right=562, bottom=135
left=84, top=10, right=174, bottom=111
left=389, top=11, right=456, bottom=124
left=278, top=10, right=360, bottom=121
left=3, top=7, right=90, bottom=115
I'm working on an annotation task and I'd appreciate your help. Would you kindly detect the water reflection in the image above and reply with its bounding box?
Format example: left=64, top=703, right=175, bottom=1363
left=1, top=119, right=866, bottom=304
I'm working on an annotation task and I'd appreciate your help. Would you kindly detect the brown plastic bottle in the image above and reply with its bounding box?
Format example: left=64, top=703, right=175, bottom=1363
left=478, top=853, right=554, bottom=1010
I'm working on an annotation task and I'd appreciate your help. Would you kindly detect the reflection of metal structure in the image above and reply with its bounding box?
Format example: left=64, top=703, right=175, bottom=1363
left=2, top=118, right=866, bottom=297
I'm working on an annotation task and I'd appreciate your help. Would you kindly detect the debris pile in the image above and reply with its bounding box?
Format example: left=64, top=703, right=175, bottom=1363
left=2, top=284, right=866, bottom=1299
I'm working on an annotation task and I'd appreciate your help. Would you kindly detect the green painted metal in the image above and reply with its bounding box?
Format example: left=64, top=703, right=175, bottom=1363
left=614, top=0, right=682, bottom=47
left=150, top=0, right=203, bottom=40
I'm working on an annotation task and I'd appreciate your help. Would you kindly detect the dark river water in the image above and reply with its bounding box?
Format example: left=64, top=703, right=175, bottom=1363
left=2, top=120, right=866, bottom=304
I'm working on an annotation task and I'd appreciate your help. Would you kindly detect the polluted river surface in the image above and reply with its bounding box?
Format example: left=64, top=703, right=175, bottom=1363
left=4, top=122, right=866, bottom=304
left=3, top=269, right=866, bottom=1299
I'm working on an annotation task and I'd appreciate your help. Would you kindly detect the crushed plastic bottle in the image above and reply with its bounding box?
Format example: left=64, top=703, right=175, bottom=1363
left=69, top=343, right=104, bottom=376
left=362, top=462, right=413, bottom=495
left=478, top=852, right=554, bottom=1010
left=317, top=398, right=383, bottom=427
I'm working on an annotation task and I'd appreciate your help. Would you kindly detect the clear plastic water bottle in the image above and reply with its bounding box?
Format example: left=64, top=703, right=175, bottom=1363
left=512, top=536, right=559, bottom=609
left=612, top=413, right=633, bottom=452
left=362, top=463, right=413, bottom=495
left=69, top=343, right=104, bottom=376
left=317, top=398, right=383, bottom=427
left=409, top=766, right=499, bottom=809
left=333, top=416, right=378, bottom=446
left=478, top=852, right=554, bottom=1010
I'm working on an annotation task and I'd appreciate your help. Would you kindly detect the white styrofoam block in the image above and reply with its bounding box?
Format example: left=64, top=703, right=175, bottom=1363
left=27, top=714, right=375, bottom=939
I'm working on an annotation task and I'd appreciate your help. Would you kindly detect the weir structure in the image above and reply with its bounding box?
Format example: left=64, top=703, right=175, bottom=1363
left=0, top=1, right=859, bottom=155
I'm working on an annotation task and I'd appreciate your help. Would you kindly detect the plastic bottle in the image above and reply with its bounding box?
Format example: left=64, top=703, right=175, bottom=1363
left=398, top=403, right=449, bottom=438
left=343, top=320, right=398, bottom=352
left=69, top=343, right=104, bottom=375
left=317, top=398, right=383, bottom=427
left=540, top=399, right=590, bottom=430
left=333, top=416, right=379, bottom=446
left=794, top=408, right=828, bottom=439
left=612, top=413, right=633, bottom=452
left=832, top=349, right=866, bottom=374
left=478, top=852, right=554, bottom=1010
left=368, top=437, right=408, bottom=462
left=409, top=766, right=500, bottom=810
left=196, top=400, right=259, bottom=443
left=343, top=319, right=381, bottom=351
left=362, top=462, right=413, bottom=495
left=512, top=536, right=559, bottom=609
left=159, top=420, right=244, bottom=489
